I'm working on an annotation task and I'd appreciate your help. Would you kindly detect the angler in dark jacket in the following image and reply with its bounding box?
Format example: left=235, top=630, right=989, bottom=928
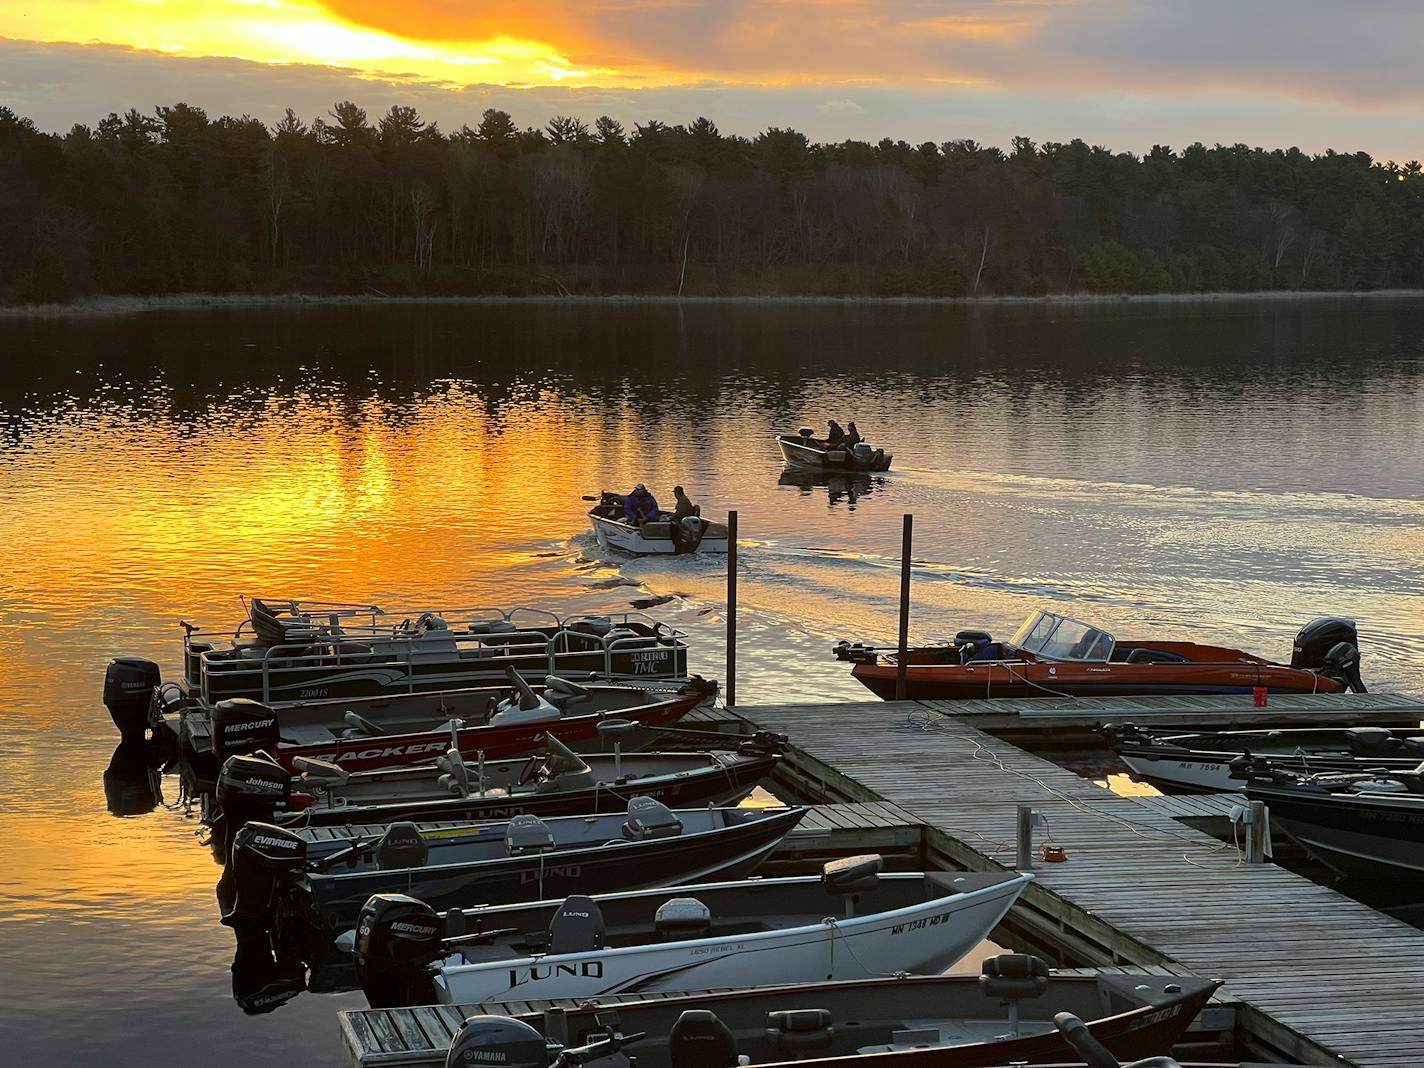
left=826, top=420, right=846, bottom=447
left=624, top=483, right=660, bottom=525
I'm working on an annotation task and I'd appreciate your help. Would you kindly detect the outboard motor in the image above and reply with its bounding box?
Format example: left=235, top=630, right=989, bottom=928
left=211, top=698, right=282, bottom=760
left=445, top=1016, right=550, bottom=1068
left=103, top=656, right=161, bottom=737
left=1291, top=617, right=1366, bottom=692
left=354, top=893, right=444, bottom=1007
left=215, top=754, right=293, bottom=833
left=222, top=822, right=308, bottom=929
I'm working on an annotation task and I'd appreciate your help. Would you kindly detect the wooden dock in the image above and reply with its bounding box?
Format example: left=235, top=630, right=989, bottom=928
left=738, top=700, right=1424, bottom=1067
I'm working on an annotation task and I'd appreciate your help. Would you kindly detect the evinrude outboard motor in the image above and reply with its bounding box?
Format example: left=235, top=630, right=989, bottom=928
left=354, top=893, right=444, bottom=1007
left=212, top=698, right=282, bottom=760
left=445, top=1016, right=550, bottom=1068
left=215, top=754, right=293, bottom=834
left=222, top=821, right=308, bottom=929
left=103, top=656, right=161, bottom=737
left=1291, top=617, right=1366, bottom=693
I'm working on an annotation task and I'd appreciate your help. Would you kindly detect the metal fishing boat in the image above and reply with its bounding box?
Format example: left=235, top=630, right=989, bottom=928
left=352, top=854, right=1031, bottom=1007
left=212, top=734, right=784, bottom=832
left=836, top=610, right=1365, bottom=701
left=777, top=429, right=892, bottom=472
left=169, top=670, right=710, bottom=773
left=1243, top=762, right=1424, bottom=882
left=1103, top=723, right=1424, bottom=794
left=586, top=492, right=729, bottom=555
left=432, top=962, right=1217, bottom=1068
left=103, top=598, right=706, bottom=737
left=222, top=801, right=807, bottom=934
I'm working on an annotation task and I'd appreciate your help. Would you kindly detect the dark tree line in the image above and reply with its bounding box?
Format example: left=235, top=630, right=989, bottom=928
left=3, top=101, right=1424, bottom=303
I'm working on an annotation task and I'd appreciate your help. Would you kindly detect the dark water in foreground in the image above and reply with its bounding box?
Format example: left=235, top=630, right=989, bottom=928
left=3, top=298, right=1424, bottom=1065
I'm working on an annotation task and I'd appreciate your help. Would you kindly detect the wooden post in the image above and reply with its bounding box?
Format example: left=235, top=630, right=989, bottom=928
left=1246, top=799, right=1269, bottom=863
left=895, top=513, right=913, bottom=701
left=1016, top=804, right=1035, bottom=870
left=726, top=510, right=738, bottom=708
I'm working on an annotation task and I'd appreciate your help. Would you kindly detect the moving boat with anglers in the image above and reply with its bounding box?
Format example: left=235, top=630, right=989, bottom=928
left=172, top=669, right=711, bottom=774
left=212, top=733, right=784, bottom=833
left=1103, top=722, right=1424, bottom=794
left=352, top=854, right=1030, bottom=1007
left=103, top=598, right=705, bottom=737
left=423, top=962, right=1217, bottom=1068
left=1243, top=762, right=1424, bottom=883
left=585, top=491, right=729, bottom=555
left=835, top=611, right=1366, bottom=701
left=777, top=427, right=892, bottom=472
left=221, top=801, right=807, bottom=934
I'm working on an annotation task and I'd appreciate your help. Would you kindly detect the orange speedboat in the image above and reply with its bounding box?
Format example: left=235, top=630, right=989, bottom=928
left=835, top=610, right=1365, bottom=701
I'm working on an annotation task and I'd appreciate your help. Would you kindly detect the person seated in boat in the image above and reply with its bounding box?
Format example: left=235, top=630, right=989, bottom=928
left=844, top=421, right=863, bottom=449
left=826, top=420, right=846, bottom=447
left=624, top=483, right=660, bottom=526
left=671, top=485, right=697, bottom=521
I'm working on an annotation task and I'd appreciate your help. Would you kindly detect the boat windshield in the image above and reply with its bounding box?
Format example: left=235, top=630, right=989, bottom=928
left=1007, top=610, right=1115, bottom=662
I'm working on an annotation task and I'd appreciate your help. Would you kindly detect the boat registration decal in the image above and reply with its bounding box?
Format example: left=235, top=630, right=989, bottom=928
left=891, top=909, right=960, bottom=935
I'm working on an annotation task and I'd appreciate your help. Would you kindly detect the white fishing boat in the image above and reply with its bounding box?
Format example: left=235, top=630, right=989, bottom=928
left=586, top=491, right=729, bottom=555
left=353, top=854, right=1031, bottom=1007
left=777, top=429, right=892, bottom=472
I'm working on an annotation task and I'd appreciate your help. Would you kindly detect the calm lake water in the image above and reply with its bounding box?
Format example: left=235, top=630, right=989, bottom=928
left=3, top=298, right=1424, bottom=1065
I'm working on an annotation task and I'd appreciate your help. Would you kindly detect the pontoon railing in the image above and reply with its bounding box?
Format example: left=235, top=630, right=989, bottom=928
left=189, top=607, right=692, bottom=704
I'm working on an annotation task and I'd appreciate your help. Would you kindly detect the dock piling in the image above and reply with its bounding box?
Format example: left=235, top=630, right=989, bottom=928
left=726, top=510, right=738, bottom=708
left=895, top=513, right=912, bottom=701
left=1016, top=803, right=1036, bottom=869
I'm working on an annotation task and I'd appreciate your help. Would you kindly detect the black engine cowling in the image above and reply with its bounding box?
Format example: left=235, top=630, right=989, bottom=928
left=222, top=822, right=308, bottom=929
left=354, top=894, right=444, bottom=1008
left=216, top=755, right=292, bottom=829
left=445, top=1016, right=550, bottom=1068
left=212, top=698, right=281, bottom=760
left=1291, top=617, right=1366, bottom=693
left=103, top=657, right=161, bottom=737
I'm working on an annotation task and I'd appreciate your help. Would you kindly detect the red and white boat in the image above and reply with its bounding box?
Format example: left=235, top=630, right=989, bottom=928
left=172, top=673, right=713, bottom=773
left=835, top=610, right=1365, bottom=701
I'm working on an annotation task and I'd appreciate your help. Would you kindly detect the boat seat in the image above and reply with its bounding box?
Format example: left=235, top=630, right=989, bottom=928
left=1402, top=737, right=1424, bottom=755
left=822, top=854, right=883, bottom=896
left=547, top=895, right=605, bottom=955
left=468, top=619, right=518, bottom=635
left=293, top=756, right=349, bottom=789
left=980, top=953, right=1050, bottom=1000
left=669, top=1010, right=739, bottom=1068
left=570, top=617, right=613, bottom=637
left=376, top=822, right=428, bottom=870
left=623, top=797, right=683, bottom=840
left=654, top=897, right=711, bottom=941
left=343, top=711, right=386, bottom=737
left=505, top=814, right=556, bottom=856
left=436, top=750, right=471, bottom=796
left=765, top=1009, right=834, bottom=1057
left=1125, top=648, right=1176, bottom=664
left=1347, top=727, right=1399, bottom=756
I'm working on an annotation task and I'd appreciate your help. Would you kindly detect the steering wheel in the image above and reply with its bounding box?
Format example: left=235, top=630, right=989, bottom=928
left=516, top=754, right=544, bottom=786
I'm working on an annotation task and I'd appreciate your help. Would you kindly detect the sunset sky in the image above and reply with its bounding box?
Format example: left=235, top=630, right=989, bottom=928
left=2, top=1, right=1421, bottom=158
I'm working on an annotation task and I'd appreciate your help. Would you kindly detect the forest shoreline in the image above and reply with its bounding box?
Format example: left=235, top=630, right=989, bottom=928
left=6, top=288, right=1424, bottom=318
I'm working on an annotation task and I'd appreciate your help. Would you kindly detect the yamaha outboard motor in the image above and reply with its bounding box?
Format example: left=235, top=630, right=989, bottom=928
left=1292, top=617, right=1366, bottom=693
left=354, top=893, right=444, bottom=1007
left=212, top=698, right=282, bottom=760
left=445, top=1016, right=550, bottom=1068
left=222, top=822, right=308, bottom=929
left=103, top=656, right=161, bottom=737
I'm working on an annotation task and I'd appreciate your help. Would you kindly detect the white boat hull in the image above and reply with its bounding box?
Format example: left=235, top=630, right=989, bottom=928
left=589, top=514, right=728, bottom=556
left=1121, top=753, right=1238, bottom=793
left=433, top=872, right=1029, bottom=1004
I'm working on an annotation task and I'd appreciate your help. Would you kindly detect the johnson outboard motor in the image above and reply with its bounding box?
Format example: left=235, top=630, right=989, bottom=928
left=354, top=893, right=444, bottom=1007
left=1291, top=617, right=1366, bottom=693
left=445, top=1016, right=550, bottom=1068
left=216, top=754, right=293, bottom=831
left=222, top=821, right=308, bottom=929
left=211, top=698, right=282, bottom=760
left=103, top=656, right=161, bottom=737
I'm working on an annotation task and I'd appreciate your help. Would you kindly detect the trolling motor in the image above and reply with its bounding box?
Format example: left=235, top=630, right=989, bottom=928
left=1291, top=617, right=1367, bottom=693
left=354, top=893, right=445, bottom=1007
left=1053, top=1011, right=1182, bottom=1068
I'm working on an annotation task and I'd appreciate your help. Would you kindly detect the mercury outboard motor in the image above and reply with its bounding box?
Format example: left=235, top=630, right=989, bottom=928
left=103, top=656, right=161, bottom=737
left=354, top=893, right=444, bottom=1007
left=212, top=698, right=282, bottom=760
left=215, top=754, right=293, bottom=832
left=445, top=1016, right=550, bottom=1068
left=1291, top=617, right=1366, bottom=692
left=222, top=821, right=308, bottom=929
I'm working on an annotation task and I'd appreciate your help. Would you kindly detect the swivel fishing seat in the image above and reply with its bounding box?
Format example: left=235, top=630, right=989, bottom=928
left=980, top=953, right=1050, bottom=1036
